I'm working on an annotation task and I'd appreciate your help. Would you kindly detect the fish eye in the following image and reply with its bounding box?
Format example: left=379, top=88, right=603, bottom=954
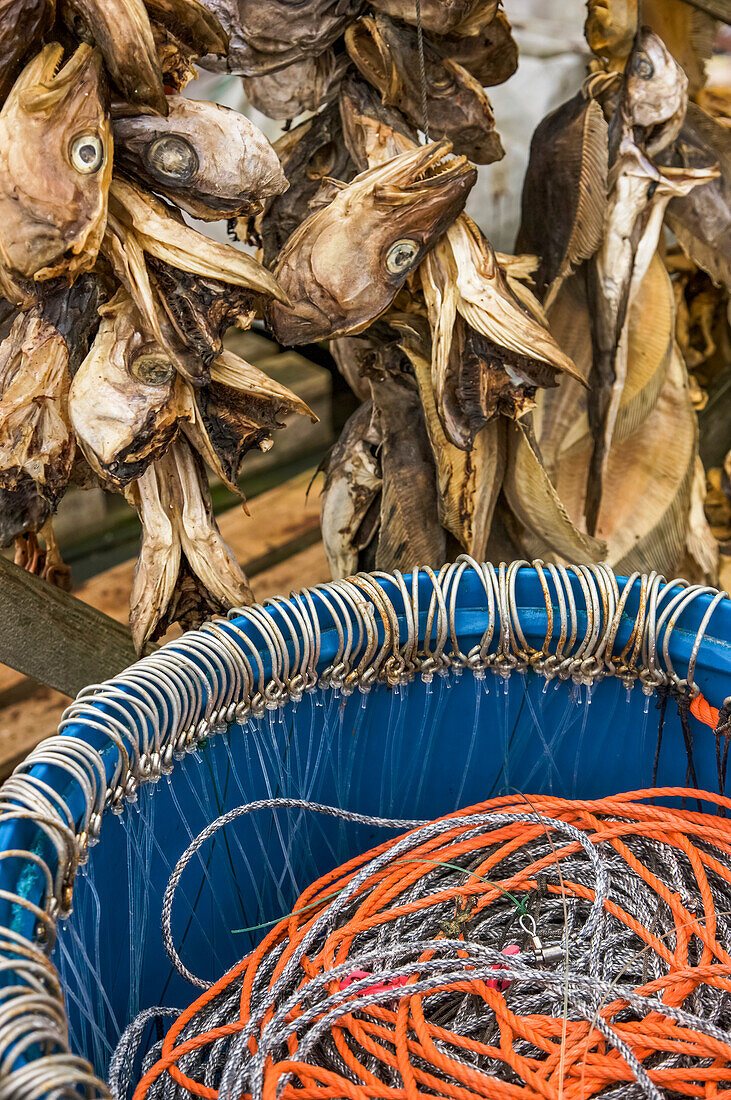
left=130, top=354, right=175, bottom=386
left=70, top=134, right=104, bottom=173
left=630, top=54, right=654, bottom=80
left=385, top=239, right=420, bottom=275
left=145, top=135, right=199, bottom=184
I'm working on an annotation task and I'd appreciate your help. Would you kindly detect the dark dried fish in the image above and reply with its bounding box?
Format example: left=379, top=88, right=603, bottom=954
left=430, top=9, right=518, bottom=88
left=145, top=0, right=228, bottom=57
left=242, top=49, right=349, bottom=121
left=0, top=44, right=111, bottom=297
left=0, top=310, right=75, bottom=545
left=339, top=75, right=417, bottom=171
left=113, top=95, right=286, bottom=221
left=267, top=141, right=476, bottom=345
left=59, top=0, right=167, bottom=113
left=255, top=104, right=356, bottom=268
left=68, top=291, right=188, bottom=487
left=369, top=0, right=483, bottom=35
left=36, top=273, right=106, bottom=375
left=129, top=437, right=253, bottom=650
left=0, top=0, right=55, bottom=105
left=345, top=14, right=503, bottom=164
left=202, top=0, right=362, bottom=76
left=184, top=348, right=316, bottom=489
left=319, top=398, right=382, bottom=578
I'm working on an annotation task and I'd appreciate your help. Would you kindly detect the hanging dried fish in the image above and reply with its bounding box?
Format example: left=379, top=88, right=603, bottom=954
left=421, top=216, right=580, bottom=448
left=0, top=310, right=75, bottom=545
left=36, top=273, right=107, bottom=375
left=371, top=368, right=446, bottom=572
left=112, top=95, right=287, bottom=221
left=319, top=398, right=382, bottom=578
left=0, top=0, right=55, bottom=105
left=345, top=14, right=503, bottom=164
left=339, top=75, right=417, bottom=171
left=201, top=0, right=362, bottom=76
left=254, top=104, right=356, bottom=268
left=145, top=0, right=228, bottom=58
left=129, top=436, right=253, bottom=650
left=329, top=332, right=382, bottom=401
left=68, top=291, right=189, bottom=487
left=267, top=141, right=476, bottom=345
left=517, top=88, right=609, bottom=305
left=182, top=348, right=316, bottom=490
left=242, top=49, right=349, bottom=121
left=369, top=0, right=484, bottom=35
left=429, top=9, right=518, bottom=89
left=59, top=0, right=167, bottom=113
left=0, top=44, right=111, bottom=299
left=584, top=30, right=717, bottom=535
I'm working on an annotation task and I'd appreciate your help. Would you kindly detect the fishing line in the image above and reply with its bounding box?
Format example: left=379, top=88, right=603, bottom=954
left=414, top=0, right=430, bottom=142
left=113, top=791, right=731, bottom=1100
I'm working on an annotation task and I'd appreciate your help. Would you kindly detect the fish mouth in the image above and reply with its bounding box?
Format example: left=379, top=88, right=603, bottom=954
left=19, top=43, right=98, bottom=114
left=359, top=140, right=475, bottom=204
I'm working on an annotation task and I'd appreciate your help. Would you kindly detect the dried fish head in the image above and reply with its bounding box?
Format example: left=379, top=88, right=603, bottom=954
left=183, top=348, right=316, bottom=489
left=319, top=399, right=382, bottom=579
left=68, top=291, right=188, bottom=487
left=242, top=50, right=349, bottom=121
left=621, top=28, right=688, bottom=154
left=112, top=95, right=287, bottom=221
left=0, top=0, right=55, bottom=105
left=145, top=0, right=228, bottom=57
left=0, top=44, right=112, bottom=286
left=346, top=14, right=504, bottom=164
left=267, top=141, right=476, bottom=345
left=429, top=9, right=518, bottom=88
left=369, top=0, right=482, bottom=34
left=59, top=0, right=167, bottom=113
left=0, top=310, right=75, bottom=544
left=202, top=0, right=362, bottom=76
left=339, top=75, right=417, bottom=171
left=585, top=0, right=637, bottom=63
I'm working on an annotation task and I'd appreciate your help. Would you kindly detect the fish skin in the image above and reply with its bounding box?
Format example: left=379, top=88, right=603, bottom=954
left=242, top=49, right=349, bottom=121
left=339, top=75, right=417, bottom=171
left=266, top=141, right=476, bottom=345
left=345, top=14, right=503, bottom=165
left=200, top=0, right=363, bottom=76
left=145, top=0, right=228, bottom=57
left=112, top=95, right=287, bottom=222
left=0, top=310, right=75, bottom=545
left=0, top=44, right=112, bottom=294
left=254, top=104, right=356, bottom=268
left=369, top=0, right=481, bottom=34
left=0, top=0, right=55, bottom=106
left=59, top=0, right=167, bottom=113
left=429, top=9, right=518, bottom=88
left=35, top=273, right=107, bottom=376
left=319, top=398, right=382, bottom=579
left=68, top=291, right=189, bottom=488
left=129, top=437, right=253, bottom=650
left=584, top=30, right=716, bottom=534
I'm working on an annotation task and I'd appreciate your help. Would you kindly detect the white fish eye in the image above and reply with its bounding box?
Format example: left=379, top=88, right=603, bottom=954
left=145, top=135, right=199, bottom=183
left=385, top=239, right=419, bottom=275
left=70, top=134, right=104, bottom=173
left=130, top=354, right=175, bottom=386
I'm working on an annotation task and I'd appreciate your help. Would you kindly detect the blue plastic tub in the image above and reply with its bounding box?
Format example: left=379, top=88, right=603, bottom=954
left=0, top=562, right=728, bottom=1098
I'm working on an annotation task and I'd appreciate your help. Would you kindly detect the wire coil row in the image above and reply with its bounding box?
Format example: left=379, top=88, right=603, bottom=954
left=0, top=560, right=727, bottom=1099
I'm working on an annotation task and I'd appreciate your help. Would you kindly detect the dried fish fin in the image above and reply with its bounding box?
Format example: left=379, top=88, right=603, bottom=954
left=110, top=180, right=287, bottom=303
left=545, top=100, right=608, bottom=310
left=320, top=400, right=382, bottom=579
left=420, top=239, right=460, bottom=425
left=128, top=460, right=181, bottom=651
left=683, top=456, right=719, bottom=582
left=103, top=213, right=167, bottom=349
left=503, top=421, right=606, bottom=565
left=59, top=0, right=167, bottom=113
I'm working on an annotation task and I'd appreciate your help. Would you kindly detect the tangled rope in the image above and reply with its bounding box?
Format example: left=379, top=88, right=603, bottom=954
left=114, top=789, right=731, bottom=1100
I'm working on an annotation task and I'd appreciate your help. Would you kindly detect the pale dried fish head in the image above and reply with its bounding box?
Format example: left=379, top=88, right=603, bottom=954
left=182, top=347, right=316, bottom=490
left=621, top=28, right=688, bottom=154
left=346, top=14, right=504, bottom=164
left=113, top=96, right=287, bottom=221
left=242, top=50, right=349, bottom=121
left=0, top=310, right=75, bottom=544
left=0, top=0, right=55, bottom=105
left=429, top=9, right=518, bottom=88
left=267, top=141, right=476, bottom=345
left=319, top=399, right=382, bottom=579
left=0, top=44, right=112, bottom=284
left=68, top=290, right=188, bottom=487
left=59, top=0, right=167, bottom=113
left=110, top=178, right=287, bottom=303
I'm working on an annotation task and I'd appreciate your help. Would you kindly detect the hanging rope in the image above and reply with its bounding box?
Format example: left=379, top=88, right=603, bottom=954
left=119, top=789, right=731, bottom=1100
left=414, top=0, right=430, bottom=141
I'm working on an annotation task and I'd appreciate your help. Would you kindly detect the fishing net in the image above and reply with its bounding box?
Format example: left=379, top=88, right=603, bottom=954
left=113, top=791, right=731, bottom=1100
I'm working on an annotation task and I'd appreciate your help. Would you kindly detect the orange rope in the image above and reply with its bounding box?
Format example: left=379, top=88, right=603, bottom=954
left=691, top=694, right=721, bottom=730
left=133, top=789, right=731, bottom=1100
